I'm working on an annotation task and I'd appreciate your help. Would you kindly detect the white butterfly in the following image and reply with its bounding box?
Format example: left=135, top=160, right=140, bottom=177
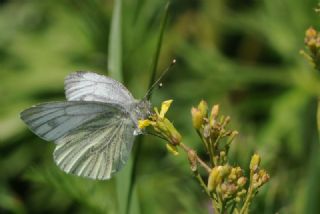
left=20, top=71, right=151, bottom=180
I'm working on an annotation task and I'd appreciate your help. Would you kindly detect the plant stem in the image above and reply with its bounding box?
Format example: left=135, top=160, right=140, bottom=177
left=146, top=1, right=170, bottom=100
left=208, top=138, right=215, bottom=166
left=212, top=199, right=221, bottom=214
left=239, top=171, right=254, bottom=214
left=179, top=142, right=211, bottom=173
left=240, top=188, right=253, bottom=214
left=221, top=200, right=226, bottom=214
left=196, top=130, right=209, bottom=153
left=179, top=142, right=222, bottom=212
left=229, top=200, right=237, bottom=214
left=193, top=170, right=210, bottom=197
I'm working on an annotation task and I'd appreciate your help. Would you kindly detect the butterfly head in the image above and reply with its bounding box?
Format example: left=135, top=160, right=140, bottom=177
left=135, top=99, right=152, bottom=120
left=131, top=99, right=152, bottom=136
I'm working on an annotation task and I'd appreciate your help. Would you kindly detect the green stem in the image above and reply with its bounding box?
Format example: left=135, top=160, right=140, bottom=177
left=217, top=192, right=225, bottom=214
left=146, top=1, right=170, bottom=100
left=240, top=189, right=253, bottom=214
left=221, top=200, right=226, bottom=214
left=208, top=138, right=215, bottom=166
left=189, top=153, right=220, bottom=213
left=196, top=130, right=209, bottom=152
left=239, top=172, right=254, bottom=214
left=229, top=200, right=237, bottom=214
left=212, top=199, right=221, bottom=214
left=193, top=170, right=211, bottom=197
left=126, top=137, right=143, bottom=214
left=317, top=102, right=320, bottom=141
left=213, top=134, right=223, bottom=165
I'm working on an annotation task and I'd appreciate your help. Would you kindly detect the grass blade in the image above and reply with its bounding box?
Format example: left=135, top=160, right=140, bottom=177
left=107, top=1, right=139, bottom=214
left=108, top=0, right=123, bottom=82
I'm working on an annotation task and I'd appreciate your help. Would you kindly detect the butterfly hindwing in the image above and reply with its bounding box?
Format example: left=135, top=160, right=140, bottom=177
left=21, top=101, right=136, bottom=180
left=53, top=112, right=135, bottom=180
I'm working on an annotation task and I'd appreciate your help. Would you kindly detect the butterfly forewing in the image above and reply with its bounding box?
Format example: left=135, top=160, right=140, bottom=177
left=65, top=71, right=135, bottom=105
left=20, top=101, right=122, bottom=142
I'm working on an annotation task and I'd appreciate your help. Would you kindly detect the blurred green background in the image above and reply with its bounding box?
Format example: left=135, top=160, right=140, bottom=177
left=1, top=0, right=320, bottom=213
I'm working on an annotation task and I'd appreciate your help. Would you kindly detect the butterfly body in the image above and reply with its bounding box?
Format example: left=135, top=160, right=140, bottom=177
left=20, top=71, right=151, bottom=180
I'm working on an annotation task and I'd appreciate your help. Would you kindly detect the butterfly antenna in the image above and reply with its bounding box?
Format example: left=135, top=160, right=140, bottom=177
left=144, top=59, right=176, bottom=100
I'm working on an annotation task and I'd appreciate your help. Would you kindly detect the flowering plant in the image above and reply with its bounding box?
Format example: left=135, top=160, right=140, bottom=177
left=139, top=100, right=270, bottom=213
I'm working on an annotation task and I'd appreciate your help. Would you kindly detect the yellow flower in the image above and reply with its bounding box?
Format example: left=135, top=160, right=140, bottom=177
left=138, top=119, right=155, bottom=129
left=138, top=99, right=181, bottom=146
left=159, top=99, right=173, bottom=118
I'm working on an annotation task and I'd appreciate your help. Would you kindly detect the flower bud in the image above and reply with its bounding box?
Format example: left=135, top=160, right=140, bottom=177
left=252, top=173, right=259, bottom=182
left=198, top=100, right=208, bottom=117
left=191, top=107, right=203, bottom=129
left=237, top=177, right=247, bottom=187
left=228, top=168, right=237, bottom=181
left=222, top=116, right=231, bottom=127
left=235, top=166, right=243, bottom=177
left=208, top=167, right=221, bottom=192
left=203, top=124, right=211, bottom=138
left=250, top=154, right=261, bottom=171
left=227, top=130, right=239, bottom=145
left=209, top=105, right=219, bottom=127
left=228, top=184, right=238, bottom=194
left=306, top=27, right=317, bottom=38
left=220, top=183, right=228, bottom=194
left=210, top=105, right=219, bottom=119
left=237, top=189, right=246, bottom=196
left=219, top=165, right=231, bottom=178
left=187, top=150, right=197, bottom=172
left=259, top=170, right=270, bottom=184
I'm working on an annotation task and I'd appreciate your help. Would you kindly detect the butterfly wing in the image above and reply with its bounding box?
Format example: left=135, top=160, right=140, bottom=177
left=21, top=101, right=136, bottom=180
left=65, top=71, right=135, bottom=104
left=53, top=114, right=135, bottom=180
left=20, top=101, right=123, bottom=142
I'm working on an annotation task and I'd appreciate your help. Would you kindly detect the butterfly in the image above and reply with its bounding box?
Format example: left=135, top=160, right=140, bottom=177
left=20, top=71, right=151, bottom=180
